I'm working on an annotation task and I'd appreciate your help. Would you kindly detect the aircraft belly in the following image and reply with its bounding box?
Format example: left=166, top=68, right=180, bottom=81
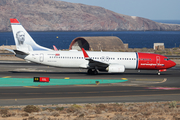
left=119, top=61, right=136, bottom=69
left=55, top=59, right=87, bottom=68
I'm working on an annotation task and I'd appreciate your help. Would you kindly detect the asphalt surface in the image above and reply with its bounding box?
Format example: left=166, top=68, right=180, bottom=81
left=0, top=61, right=180, bottom=106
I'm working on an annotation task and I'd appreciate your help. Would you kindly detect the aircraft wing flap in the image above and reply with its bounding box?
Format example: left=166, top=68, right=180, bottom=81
left=88, top=59, right=108, bottom=67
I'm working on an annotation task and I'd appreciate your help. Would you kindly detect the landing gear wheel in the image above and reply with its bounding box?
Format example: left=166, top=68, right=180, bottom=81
left=93, top=69, right=98, bottom=75
left=87, top=69, right=98, bottom=75
left=87, top=69, right=93, bottom=75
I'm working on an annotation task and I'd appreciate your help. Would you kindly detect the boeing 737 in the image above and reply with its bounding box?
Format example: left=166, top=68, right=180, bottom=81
left=7, top=18, right=176, bottom=75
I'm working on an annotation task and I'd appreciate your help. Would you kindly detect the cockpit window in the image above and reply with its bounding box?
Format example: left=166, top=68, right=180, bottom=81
left=164, top=58, right=170, bottom=61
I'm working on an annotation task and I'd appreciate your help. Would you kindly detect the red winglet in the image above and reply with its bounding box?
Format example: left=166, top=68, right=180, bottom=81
left=53, top=45, right=58, bottom=51
left=10, top=18, right=19, bottom=23
left=82, top=48, right=89, bottom=59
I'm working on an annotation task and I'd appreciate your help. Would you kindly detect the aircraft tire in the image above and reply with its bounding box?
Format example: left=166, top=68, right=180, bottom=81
left=87, top=69, right=93, bottom=75
left=93, top=70, right=98, bottom=75
left=87, top=69, right=98, bottom=75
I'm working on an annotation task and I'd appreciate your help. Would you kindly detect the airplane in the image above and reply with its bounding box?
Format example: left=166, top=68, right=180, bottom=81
left=7, top=18, right=176, bottom=75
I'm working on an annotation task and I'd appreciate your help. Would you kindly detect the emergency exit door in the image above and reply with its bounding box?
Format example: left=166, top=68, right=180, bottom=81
left=39, top=53, right=44, bottom=62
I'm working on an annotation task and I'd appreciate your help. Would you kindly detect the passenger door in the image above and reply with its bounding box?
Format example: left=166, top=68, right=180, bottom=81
left=156, top=56, right=160, bottom=65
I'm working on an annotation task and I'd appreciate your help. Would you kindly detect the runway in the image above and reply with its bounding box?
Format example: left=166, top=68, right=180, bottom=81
left=0, top=61, right=180, bottom=106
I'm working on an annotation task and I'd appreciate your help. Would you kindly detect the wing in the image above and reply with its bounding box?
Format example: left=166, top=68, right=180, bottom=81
left=82, top=48, right=109, bottom=69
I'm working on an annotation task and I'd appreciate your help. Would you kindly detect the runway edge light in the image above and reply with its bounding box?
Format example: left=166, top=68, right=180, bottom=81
left=34, top=77, right=50, bottom=82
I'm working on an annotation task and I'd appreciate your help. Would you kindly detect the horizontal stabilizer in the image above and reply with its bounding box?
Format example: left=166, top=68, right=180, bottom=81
left=5, top=48, right=15, bottom=54
left=5, top=48, right=29, bottom=55
left=14, top=50, right=29, bottom=55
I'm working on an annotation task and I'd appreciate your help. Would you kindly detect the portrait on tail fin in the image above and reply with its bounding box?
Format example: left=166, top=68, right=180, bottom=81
left=16, top=31, right=25, bottom=45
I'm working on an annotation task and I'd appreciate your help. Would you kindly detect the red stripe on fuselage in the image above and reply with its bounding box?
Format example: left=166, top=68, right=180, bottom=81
left=137, top=53, right=175, bottom=70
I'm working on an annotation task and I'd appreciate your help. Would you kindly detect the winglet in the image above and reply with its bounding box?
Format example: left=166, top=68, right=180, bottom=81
left=82, top=48, right=90, bottom=59
left=53, top=45, right=58, bottom=51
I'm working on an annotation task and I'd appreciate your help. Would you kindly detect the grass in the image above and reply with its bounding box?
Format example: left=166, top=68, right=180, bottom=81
left=55, top=107, right=64, bottom=111
left=0, top=101, right=180, bottom=119
left=23, top=105, right=40, bottom=113
left=169, top=101, right=177, bottom=108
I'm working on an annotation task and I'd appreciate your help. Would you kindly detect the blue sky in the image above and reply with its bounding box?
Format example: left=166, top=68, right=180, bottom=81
left=60, top=0, right=180, bottom=20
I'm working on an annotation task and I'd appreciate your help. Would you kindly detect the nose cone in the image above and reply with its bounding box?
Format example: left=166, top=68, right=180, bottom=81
left=170, top=60, right=176, bottom=68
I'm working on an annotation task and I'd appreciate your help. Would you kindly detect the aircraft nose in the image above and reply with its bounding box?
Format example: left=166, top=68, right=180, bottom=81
left=171, top=60, right=176, bottom=67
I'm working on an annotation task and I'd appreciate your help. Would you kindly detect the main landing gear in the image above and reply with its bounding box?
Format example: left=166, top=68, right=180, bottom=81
left=87, top=69, right=98, bottom=75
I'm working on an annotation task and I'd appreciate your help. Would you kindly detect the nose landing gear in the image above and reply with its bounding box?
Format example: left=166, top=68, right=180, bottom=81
left=158, top=69, right=167, bottom=75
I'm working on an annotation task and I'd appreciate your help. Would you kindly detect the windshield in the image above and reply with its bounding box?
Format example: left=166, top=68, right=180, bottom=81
left=164, top=58, right=170, bottom=61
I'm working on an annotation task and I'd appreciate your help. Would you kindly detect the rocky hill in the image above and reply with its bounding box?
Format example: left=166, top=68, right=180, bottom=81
left=1, top=0, right=180, bottom=31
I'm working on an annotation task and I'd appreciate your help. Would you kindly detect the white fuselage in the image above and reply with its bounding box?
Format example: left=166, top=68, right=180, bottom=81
left=20, top=51, right=137, bottom=69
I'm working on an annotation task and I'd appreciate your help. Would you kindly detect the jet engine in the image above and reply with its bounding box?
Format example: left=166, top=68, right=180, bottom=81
left=106, top=64, right=125, bottom=73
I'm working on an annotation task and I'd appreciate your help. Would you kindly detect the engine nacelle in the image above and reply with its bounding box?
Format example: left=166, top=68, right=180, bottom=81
left=106, top=64, right=125, bottom=73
